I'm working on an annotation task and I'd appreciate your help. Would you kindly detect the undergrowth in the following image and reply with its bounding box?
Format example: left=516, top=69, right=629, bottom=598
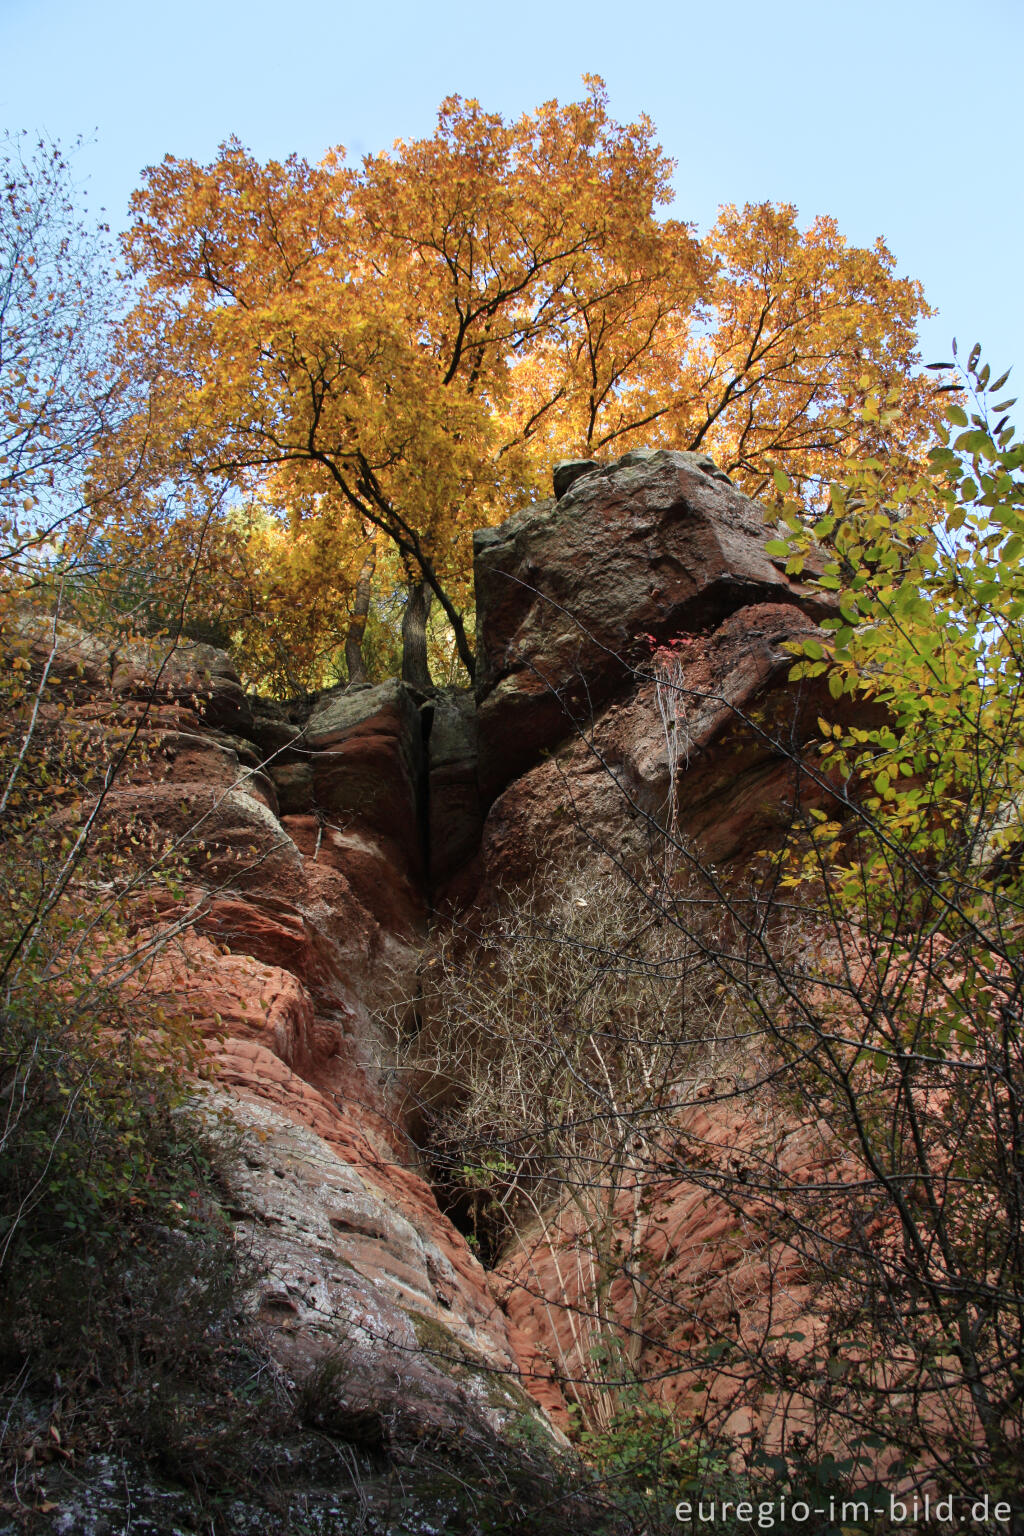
left=0, top=978, right=288, bottom=1516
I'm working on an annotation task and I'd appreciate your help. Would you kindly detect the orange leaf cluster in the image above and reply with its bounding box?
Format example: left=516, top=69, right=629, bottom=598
left=97, top=81, right=939, bottom=686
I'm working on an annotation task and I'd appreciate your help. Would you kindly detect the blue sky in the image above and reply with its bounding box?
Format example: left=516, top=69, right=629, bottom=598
left=1, top=0, right=1021, bottom=383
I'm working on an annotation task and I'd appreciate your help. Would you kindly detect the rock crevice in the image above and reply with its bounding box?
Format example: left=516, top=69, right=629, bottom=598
left=23, top=449, right=839, bottom=1447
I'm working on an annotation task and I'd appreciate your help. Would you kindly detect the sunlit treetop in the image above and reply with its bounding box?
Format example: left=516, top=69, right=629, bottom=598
left=97, top=80, right=941, bottom=686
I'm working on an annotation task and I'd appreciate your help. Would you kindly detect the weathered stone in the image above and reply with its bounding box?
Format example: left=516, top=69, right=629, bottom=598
left=552, top=457, right=600, bottom=499
left=473, top=448, right=831, bottom=806
left=281, top=814, right=424, bottom=940
left=11, top=611, right=252, bottom=733
left=247, top=697, right=306, bottom=762
left=112, top=637, right=253, bottom=734
left=306, top=677, right=418, bottom=749
left=6, top=594, right=574, bottom=1503
left=267, top=758, right=313, bottom=815
left=208, top=1089, right=526, bottom=1392
left=306, top=680, right=424, bottom=873
left=497, top=1095, right=837, bottom=1449
left=475, top=601, right=839, bottom=890
left=123, top=726, right=278, bottom=816
left=426, top=689, right=482, bottom=893
left=12, top=437, right=886, bottom=1502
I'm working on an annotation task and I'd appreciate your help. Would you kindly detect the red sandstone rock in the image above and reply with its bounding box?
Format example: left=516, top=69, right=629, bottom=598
left=17, top=449, right=875, bottom=1451
left=473, top=448, right=833, bottom=806
left=16, top=614, right=558, bottom=1442
left=305, top=680, right=425, bottom=879
left=477, top=600, right=841, bottom=891
left=496, top=1097, right=837, bottom=1447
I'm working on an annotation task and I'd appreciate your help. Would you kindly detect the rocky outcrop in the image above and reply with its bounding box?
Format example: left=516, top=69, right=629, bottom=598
left=16, top=448, right=851, bottom=1492
left=16, top=610, right=560, bottom=1459
left=472, top=447, right=830, bottom=808
left=495, top=1096, right=842, bottom=1451
left=477, top=599, right=837, bottom=888
left=425, top=689, right=482, bottom=895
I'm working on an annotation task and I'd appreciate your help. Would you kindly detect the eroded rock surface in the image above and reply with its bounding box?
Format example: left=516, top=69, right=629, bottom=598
left=472, top=447, right=830, bottom=806
left=496, top=1097, right=842, bottom=1451
left=16, top=610, right=559, bottom=1456
left=16, top=449, right=850, bottom=1480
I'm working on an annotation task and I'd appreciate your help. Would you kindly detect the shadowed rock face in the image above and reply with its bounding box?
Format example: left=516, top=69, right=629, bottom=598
left=472, top=448, right=831, bottom=806
left=477, top=599, right=838, bottom=890
left=19, top=450, right=846, bottom=1458
left=425, top=690, right=482, bottom=893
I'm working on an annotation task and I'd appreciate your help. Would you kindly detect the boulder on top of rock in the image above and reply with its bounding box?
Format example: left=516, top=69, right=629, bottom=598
left=552, top=458, right=601, bottom=500
left=473, top=448, right=831, bottom=806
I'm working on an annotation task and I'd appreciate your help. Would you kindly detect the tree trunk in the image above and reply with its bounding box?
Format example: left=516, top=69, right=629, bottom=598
left=401, top=581, right=433, bottom=689
left=344, top=533, right=377, bottom=687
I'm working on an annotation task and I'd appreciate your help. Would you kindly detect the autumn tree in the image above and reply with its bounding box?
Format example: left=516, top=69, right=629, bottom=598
left=102, top=81, right=939, bottom=689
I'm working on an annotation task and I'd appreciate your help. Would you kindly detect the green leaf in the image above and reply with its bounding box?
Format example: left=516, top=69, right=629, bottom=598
left=928, top=445, right=957, bottom=468
left=765, top=539, right=790, bottom=558
left=946, top=405, right=968, bottom=427
left=954, top=428, right=995, bottom=457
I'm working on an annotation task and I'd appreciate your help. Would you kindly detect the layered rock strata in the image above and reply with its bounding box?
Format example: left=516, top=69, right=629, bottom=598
left=15, top=611, right=562, bottom=1445
left=19, top=448, right=840, bottom=1451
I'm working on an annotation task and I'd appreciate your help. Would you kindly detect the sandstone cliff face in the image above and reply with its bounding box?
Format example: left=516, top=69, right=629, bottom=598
left=16, top=611, right=561, bottom=1450
left=21, top=450, right=837, bottom=1456
left=472, top=448, right=829, bottom=806
left=470, top=449, right=837, bottom=896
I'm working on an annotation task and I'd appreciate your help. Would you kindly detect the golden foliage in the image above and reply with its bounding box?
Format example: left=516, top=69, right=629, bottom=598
left=99, top=81, right=939, bottom=686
